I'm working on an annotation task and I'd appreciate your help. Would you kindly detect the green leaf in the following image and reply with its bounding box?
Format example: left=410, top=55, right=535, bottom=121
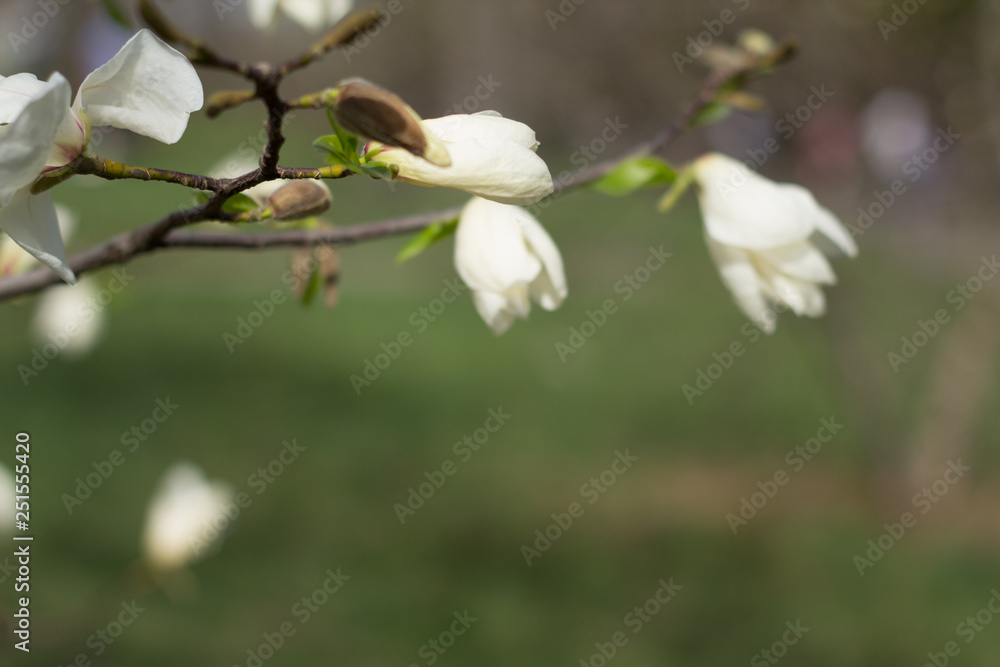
left=396, top=219, right=459, bottom=264
left=100, top=0, right=130, bottom=27
left=657, top=167, right=696, bottom=213
left=591, top=156, right=677, bottom=197
left=221, top=193, right=260, bottom=214
left=690, top=102, right=733, bottom=128
left=299, top=264, right=322, bottom=307
left=362, top=162, right=397, bottom=181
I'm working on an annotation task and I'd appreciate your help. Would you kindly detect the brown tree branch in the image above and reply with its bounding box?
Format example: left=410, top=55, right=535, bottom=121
left=0, top=34, right=789, bottom=303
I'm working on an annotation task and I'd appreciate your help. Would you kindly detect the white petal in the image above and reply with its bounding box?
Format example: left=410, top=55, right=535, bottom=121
left=757, top=267, right=827, bottom=318
left=280, top=0, right=327, bottom=30
left=0, top=73, right=50, bottom=123
left=694, top=153, right=815, bottom=250
left=0, top=73, right=71, bottom=205
left=799, top=190, right=858, bottom=258
left=705, top=236, right=775, bottom=334
left=455, top=198, right=542, bottom=295
left=755, top=241, right=837, bottom=285
left=247, top=0, right=281, bottom=28
left=76, top=30, right=204, bottom=145
left=0, top=188, right=75, bottom=284
left=471, top=289, right=518, bottom=335
left=31, top=278, right=105, bottom=357
left=381, top=136, right=553, bottom=205
left=326, top=0, right=355, bottom=23
left=421, top=113, right=539, bottom=150
left=514, top=208, right=567, bottom=310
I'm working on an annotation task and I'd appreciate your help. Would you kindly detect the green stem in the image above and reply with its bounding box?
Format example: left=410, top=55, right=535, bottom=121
left=286, top=88, right=340, bottom=110
left=71, top=156, right=222, bottom=191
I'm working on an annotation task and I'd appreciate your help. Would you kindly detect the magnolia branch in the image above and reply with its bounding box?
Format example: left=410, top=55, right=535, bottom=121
left=0, top=24, right=790, bottom=303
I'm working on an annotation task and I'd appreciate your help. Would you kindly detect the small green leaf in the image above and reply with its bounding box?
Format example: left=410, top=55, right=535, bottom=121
left=299, top=264, right=322, bottom=307
left=657, top=167, right=696, bottom=213
left=100, top=0, right=130, bottom=27
left=362, top=162, right=397, bottom=181
left=325, top=108, right=360, bottom=157
left=591, top=156, right=677, bottom=197
left=221, top=193, right=260, bottom=214
left=690, top=102, right=733, bottom=128
left=396, top=219, right=459, bottom=264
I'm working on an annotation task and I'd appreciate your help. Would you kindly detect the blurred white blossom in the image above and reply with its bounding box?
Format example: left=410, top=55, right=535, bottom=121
left=248, top=0, right=354, bottom=31
left=31, top=277, right=106, bottom=358
left=0, top=462, right=14, bottom=535
left=142, top=463, right=234, bottom=573
left=693, top=153, right=858, bottom=333
left=454, top=197, right=567, bottom=335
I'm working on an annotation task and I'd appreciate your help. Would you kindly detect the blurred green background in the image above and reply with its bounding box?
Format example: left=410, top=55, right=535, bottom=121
left=2, top=0, right=1000, bottom=666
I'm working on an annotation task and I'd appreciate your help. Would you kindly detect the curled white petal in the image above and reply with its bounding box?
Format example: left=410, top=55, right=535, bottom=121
left=76, top=29, right=204, bottom=145
left=0, top=188, right=75, bottom=284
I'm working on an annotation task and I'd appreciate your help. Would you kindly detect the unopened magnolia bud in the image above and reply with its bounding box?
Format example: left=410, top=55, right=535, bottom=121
left=738, top=29, right=776, bottom=57
left=267, top=181, right=332, bottom=220
left=334, top=78, right=451, bottom=167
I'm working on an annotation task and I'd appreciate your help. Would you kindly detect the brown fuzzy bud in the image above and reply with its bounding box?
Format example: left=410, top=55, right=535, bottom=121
left=267, top=181, right=332, bottom=221
left=334, top=78, right=451, bottom=167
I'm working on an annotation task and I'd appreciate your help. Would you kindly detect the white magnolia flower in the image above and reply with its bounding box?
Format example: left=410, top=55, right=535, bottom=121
left=0, top=462, right=14, bottom=535
left=693, top=153, right=858, bottom=333
left=0, top=29, right=203, bottom=283
left=248, top=0, right=354, bottom=31
left=31, top=277, right=105, bottom=358
left=142, top=463, right=234, bottom=573
left=370, top=111, right=555, bottom=206
left=454, top=197, right=567, bottom=335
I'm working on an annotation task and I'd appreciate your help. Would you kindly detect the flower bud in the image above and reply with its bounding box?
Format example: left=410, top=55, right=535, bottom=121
left=267, top=181, right=332, bottom=220
left=334, top=78, right=451, bottom=167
